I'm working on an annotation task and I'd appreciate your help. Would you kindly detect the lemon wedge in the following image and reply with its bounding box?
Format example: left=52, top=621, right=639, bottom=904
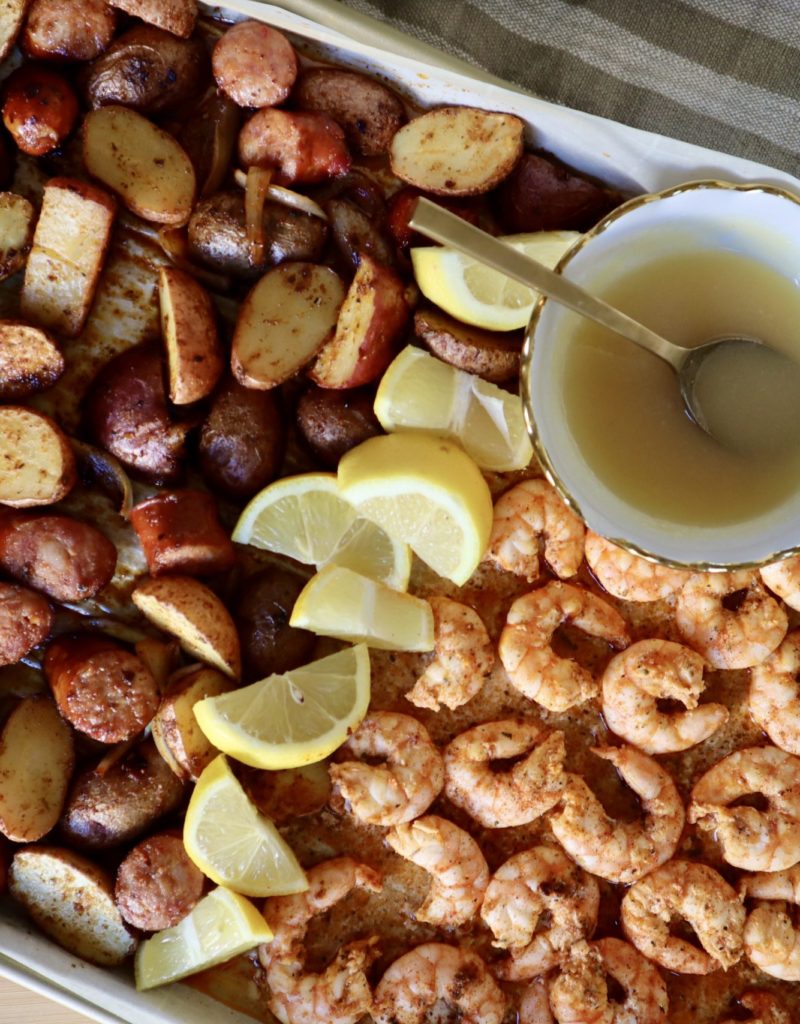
left=194, top=645, right=371, bottom=770
left=411, top=230, right=580, bottom=331
left=374, top=345, right=533, bottom=471
left=135, top=886, right=272, bottom=990
left=183, top=755, right=307, bottom=898
left=290, top=565, right=434, bottom=651
left=337, top=433, right=493, bottom=585
left=232, top=472, right=411, bottom=590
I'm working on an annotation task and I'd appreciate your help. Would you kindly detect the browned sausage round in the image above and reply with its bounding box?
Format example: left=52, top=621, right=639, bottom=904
left=212, top=20, right=297, bottom=109
left=0, top=513, right=117, bottom=602
left=22, top=0, right=117, bottom=62
left=235, top=568, right=315, bottom=680
left=1, top=64, right=79, bottom=157
left=238, top=109, right=350, bottom=186
left=0, top=582, right=52, bottom=666
left=44, top=634, right=160, bottom=743
left=115, top=832, right=204, bottom=931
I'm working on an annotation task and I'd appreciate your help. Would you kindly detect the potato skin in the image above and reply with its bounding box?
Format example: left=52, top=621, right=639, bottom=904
left=199, top=378, right=285, bottom=500
left=414, top=306, right=521, bottom=383
left=22, top=0, right=116, bottom=62
left=234, top=568, right=315, bottom=681
left=296, top=385, right=382, bottom=468
left=2, top=63, right=78, bottom=156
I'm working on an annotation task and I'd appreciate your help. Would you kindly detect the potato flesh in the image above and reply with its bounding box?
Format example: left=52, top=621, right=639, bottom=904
left=159, top=267, right=223, bottom=405
left=0, top=192, right=34, bottom=280
left=0, top=0, right=27, bottom=61
left=0, top=320, right=64, bottom=398
left=106, top=0, right=196, bottom=39
left=152, top=666, right=236, bottom=781
left=0, top=406, right=76, bottom=506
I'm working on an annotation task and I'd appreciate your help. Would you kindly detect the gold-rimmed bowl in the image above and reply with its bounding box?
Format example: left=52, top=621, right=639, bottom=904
left=520, top=179, right=800, bottom=570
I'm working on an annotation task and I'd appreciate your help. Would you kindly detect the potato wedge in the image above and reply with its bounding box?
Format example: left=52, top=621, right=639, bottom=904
left=20, top=177, right=116, bottom=338
left=82, top=106, right=196, bottom=225
left=132, top=575, right=242, bottom=679
left=0, top=192, right=34, bottom=281
left=232, top=262, right=345, bottom=390
left=414, top=307, right=521, bottom=383
left=390, top=106, right=524, bottom=196
left=0, top=406, right=76, bottom=507
left=9, top=846, right=137, bottom=965
left=0, top=320, right=64, bottom=398
left=107, top=0, right=196, bottom=38
left=0, top=696, right=74, bottom=842
left=159, top=267, right=224, bottom=405
left=0, top=0, right=28, bottom=62
left=134, top=636, right=179, bottom=692
left=152, top=665, right=236, bottom=781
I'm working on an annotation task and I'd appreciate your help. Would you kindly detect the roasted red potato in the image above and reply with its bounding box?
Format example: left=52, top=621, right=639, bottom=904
left=414, top=306, right=521, bottom=383
left=239, top=109, right=350, bottom=187
left=309, top=254, right=408, bottom=389
left=106, top=0, right=196, bottom=39
left=2, top=63, right=79, bottom=156
left=0, top=192, right=34, bottom=281
left=115, top=832, right=204, bottom=931
left=234, top=567, right=315, bottom=680
left=295, top=67, right=406, bottom=157
left=0, top=582, right=52, bottom=666
left=177, top=89, right=240, bottom=200
left=159, top=267, right=223, bottom=405
left=0, top=0, right=30, bottom=63
left=22, top=0, right=116, bottom=62
left=495, top=151, right=623, bottom=232
left=0, top=512, right=117, bottom=602
left=44, top=634, right=160, bottom=743
left=212, top=20, right=297, bottom=109
left=325, top=197, right=395, bottom=272
left=296, top=385, right=382, bottom=468
left=85, top=342, right=191, bottom=484
left=0, top=320, right=64, bottom=398
left=199, top=378, right=285, bottom=500
left=129, top=490, right=235, bottom=577
left=0, top=406, right=76, bottom=507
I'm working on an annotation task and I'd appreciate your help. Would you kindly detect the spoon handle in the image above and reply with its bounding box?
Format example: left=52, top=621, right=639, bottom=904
left=409, top=198, right=687, bottom=372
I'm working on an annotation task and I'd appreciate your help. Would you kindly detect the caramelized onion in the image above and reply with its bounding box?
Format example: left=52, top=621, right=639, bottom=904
left=244, top=166, right=272, bottom=266
left=72, top=440, right=134, bottom=518
left=234, top=167, right=327, bottom=220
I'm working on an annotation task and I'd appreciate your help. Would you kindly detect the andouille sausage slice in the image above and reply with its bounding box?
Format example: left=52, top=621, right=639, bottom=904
left=44, top=634, right=159, bottom=743
left=0, top=513, right=117, bottom=602
left=129, top=489, right=235, bottom=577
left=212, top=20, right=297, bottom=109
left=115, top=832, right=204, bottom=931
left=22, top=0, right=117, bottom=62
left=0, top=582, right=52, bottom=666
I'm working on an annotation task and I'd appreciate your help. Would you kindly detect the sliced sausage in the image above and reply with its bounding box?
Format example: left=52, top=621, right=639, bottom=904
left=129, top=489, right=236, bottom=576
left=22, top=0, right=117, bottom=62
left=0, top=582, right=52, bottom=665
left=44, top=634, right=160, bottom=743
left=238, top=109, right=350, bottom=186
left=115, top=832, right=204, bottom=931
left=212, top=20, right=297, bottom=109
left=235, top=568, right=315, bottom=680
left=1, top=64, right=79, bottom=157
left=0, top=513, right=117, bottom=602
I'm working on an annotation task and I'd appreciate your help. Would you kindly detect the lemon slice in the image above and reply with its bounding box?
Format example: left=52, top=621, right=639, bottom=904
left=375, top=345, right=533, bottom=471
left=183, top=755, right=308, bottom=898
left=194, top=645, right=371, bottom=770
left=337, top=433, right=493, bottom=585
left=290, top=565, right=434, bottom=651
left=232, top=472, right=411, bottom=590
left=135, top=886, right=272, bottom=991
left=411, top=230, right=580, bottom=331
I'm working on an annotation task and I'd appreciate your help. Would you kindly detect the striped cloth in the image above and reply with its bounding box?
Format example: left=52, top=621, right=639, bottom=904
left=335, top=0, right=800, bottom=177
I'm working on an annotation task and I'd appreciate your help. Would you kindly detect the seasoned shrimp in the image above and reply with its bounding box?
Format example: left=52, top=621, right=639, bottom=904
left=405, top=596, right=494, bottom=712
left=601, top=639, right=727, bottom=755
left=749, top=630, right=800, bottom=756
left=549, top=938, right=668, bottom=1024
left=373, top=942, right=507, bottom=1024
left=586, top=530, right=691, bottom=603
left=740, top=866, right=800, bottom=981
left=520, top=979, right=554, bottom=1024
left=549, top=745, right=684, bottom=884
left=262, top=857, right=382, bottom=1024
left=329, top=712, right=444, bottom=826
left=718, top=990, right=791, bottom=1024
left=688, top=746, right=800, bottom=872
left=385, top=814, right=489, bottom=928
left=480, top=845, right=599, bottom=980
left=499, top=581, right=629, bottom=712
left=443, top=718, right=565, bottom=828
left=621, top=860, right=745, bottom=974
left=761, top=555, right=800, bottom=612
left=486, top=477, right=585, bottom=582
left=675, top=570, right=787, bottom=670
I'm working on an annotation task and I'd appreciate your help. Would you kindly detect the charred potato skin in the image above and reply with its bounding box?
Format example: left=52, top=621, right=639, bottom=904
left=296, top=384, right=382, bottom=468
left=21, top=0, right=117, bottom=62
left=1, top=63, right=79, bottom=157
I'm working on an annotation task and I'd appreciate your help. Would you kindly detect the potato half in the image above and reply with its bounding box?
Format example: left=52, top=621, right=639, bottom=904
left=0, top=406, right=76, bottom=507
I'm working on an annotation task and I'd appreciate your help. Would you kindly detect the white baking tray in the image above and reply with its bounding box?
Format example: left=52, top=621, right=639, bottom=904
left=2, top=2, right=799, bottom=1022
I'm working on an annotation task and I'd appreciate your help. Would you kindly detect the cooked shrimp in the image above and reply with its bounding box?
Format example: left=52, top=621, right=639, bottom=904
left=329, top=712, right=444, bottom=826
left=499, top=581, right=629, bottom=712
left=749, top=630, right=800, bottom=756
left=761, top=555, right=800, bottom=612
left=262, top=857, right=382, bottom=1024
left=549, top=938, right=669, bottom=1024
left=688, top=746, right=800, bottom=872
left=740, top=866, right=800, bottom=981
left=520, top=979, right=554, bottom=1024
left=486, top=477, right=585, bottom=582
left=675, top=570, right=787, bottom=670
left=718, top=990, right=791, bottom=1024
left=405, top=596, right=494, bottom=712
left=373, top=942, right=507, bottom=1024
left=385, top=815, right=489, bottom=928
left=443, top=718, right=565, bottom=828
left=549, top=745, right=684, bottom=884
left=480, top=845, right=599, bottom=980
left=621, top=860, right=745, bottom=974
left=586, top=530, right=691, bottom=603
left=601, top=639, right=727, bottom=755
